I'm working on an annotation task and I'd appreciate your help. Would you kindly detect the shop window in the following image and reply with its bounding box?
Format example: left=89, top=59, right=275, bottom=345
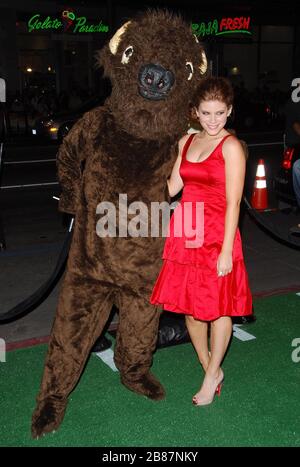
left=261, top=26, right=294, bottom=42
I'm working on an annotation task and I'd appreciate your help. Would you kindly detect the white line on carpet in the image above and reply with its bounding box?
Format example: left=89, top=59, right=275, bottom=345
left=94, top=348, right=119, bottom=372
left=233, top=324, right=256, bottom=341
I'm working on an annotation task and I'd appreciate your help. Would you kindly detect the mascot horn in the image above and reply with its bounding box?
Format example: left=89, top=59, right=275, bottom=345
left=31, top=9, right=207, bottom=438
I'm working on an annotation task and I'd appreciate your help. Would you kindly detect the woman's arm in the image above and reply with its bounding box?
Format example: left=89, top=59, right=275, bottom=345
left=167, top=134, right=190, bottom=198
left=217, top=136, right=246, bottom=276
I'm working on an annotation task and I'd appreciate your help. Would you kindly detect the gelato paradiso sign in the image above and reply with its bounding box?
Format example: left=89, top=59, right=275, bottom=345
left=27, top=10, right=109, bottom=33
left=192, top=17, right=251, bottom=37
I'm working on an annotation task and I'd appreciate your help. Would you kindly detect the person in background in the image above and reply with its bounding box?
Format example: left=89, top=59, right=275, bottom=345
left=285, top=97, right=300, bottom=234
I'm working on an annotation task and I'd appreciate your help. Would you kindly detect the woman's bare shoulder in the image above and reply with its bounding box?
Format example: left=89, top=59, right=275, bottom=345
left=223, top=133, right=246, bottom=161
left=179, top=132, right=192, bottom=145
left=176, top=133, right=190, bottom=155
left=178, top=132, right=198, bottom=153
left=223, top=133, right=244, bottom=151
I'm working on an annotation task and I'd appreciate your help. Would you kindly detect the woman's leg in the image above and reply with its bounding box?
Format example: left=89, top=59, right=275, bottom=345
left=193, top=316, right=232, bottom=405
left=185, top=315, right=210, bottom=371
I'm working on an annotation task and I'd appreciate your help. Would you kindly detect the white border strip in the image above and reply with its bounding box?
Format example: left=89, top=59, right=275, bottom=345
left=4, top=159, right=56, bottom=164
left=247, top=142, right=283, bottom=147
left=1, top=182, right=59, bottom=189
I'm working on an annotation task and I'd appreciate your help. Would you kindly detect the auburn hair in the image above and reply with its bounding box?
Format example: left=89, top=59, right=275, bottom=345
left=193, top=76, right=234, bottom=108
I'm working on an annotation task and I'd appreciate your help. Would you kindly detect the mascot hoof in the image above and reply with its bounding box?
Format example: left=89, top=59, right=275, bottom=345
left=121, top=372, right=165, bottom=400
left=31, top=397, right=67, bottom=439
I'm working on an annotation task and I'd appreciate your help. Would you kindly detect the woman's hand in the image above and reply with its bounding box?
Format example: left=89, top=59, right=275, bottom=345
left=217, top=250, right=233, bottom=277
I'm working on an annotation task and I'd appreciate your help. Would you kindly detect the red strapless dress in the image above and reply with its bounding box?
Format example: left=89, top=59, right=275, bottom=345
left=150, top=133, right=253, bottom=321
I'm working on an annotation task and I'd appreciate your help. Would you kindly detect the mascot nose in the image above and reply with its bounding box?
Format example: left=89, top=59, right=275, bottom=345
left=138, top=64, right=175, bottom=100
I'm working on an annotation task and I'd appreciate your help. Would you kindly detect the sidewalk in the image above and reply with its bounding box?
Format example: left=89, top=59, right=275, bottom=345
left=1, top=195, right=300, bottom=345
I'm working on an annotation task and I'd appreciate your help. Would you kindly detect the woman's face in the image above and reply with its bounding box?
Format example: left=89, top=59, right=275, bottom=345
left=196, top=99, right=232, bottom=136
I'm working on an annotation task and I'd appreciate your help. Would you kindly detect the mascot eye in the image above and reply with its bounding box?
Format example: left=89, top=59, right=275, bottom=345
left=121, top=46, right=134, bottom=64
left=186, top=62, right=194, bottom=81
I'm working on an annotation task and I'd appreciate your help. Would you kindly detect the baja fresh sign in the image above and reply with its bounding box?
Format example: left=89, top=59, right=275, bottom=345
left=192, top=17, right=251, bottom=37
left=28, top=10, right=109, bottom=33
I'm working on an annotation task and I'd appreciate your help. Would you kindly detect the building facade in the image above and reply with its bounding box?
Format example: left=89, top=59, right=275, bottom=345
left=0, top=0, right=299, bottom=101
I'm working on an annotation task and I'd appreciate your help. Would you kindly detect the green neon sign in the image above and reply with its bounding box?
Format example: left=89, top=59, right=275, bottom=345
left=27, top=12, right=109, bottom=33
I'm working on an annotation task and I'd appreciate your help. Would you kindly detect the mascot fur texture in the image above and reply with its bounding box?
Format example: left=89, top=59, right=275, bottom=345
left=31, top=9, right=207, bottom=438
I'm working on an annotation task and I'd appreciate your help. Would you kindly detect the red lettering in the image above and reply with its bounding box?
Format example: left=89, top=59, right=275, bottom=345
left=219, top=17, right=228, bottom=31
left=220, top=18, right=228, bottom=31
left=243, top=17, right=250, bottom=30
left=233, top=18, right=239, bottom=30
left=227, top=18, right=233, bottom=30
left=218, top=16, right=251, bottom=33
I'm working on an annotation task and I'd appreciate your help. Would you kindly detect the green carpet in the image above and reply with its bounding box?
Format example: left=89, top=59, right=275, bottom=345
left=1, top=293, right=300, bottom=447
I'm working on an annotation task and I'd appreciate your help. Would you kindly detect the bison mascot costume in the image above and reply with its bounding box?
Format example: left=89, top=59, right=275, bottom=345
left=32, top=9, right=207, bottom=438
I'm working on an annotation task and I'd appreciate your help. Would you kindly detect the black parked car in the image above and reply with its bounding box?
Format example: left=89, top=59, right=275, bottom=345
left=273, top=144, right=300, bottom=204
left=32, top=95, right=104, bottom=142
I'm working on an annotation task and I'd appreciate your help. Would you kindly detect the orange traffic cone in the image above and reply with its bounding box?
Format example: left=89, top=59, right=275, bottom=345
left=251, top=158, right=268, bottom=210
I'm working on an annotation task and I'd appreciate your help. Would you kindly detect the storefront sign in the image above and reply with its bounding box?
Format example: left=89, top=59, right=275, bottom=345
left=27, top=10, right=109, bottom=33
left=192, top=17, right=251, bottom=37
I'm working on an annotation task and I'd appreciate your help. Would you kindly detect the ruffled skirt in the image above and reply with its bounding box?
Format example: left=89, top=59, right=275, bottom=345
left=150, top=258, right=253, bottom=321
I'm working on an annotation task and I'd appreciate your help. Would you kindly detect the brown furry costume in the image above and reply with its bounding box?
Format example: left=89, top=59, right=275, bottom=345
left=31, top=10, right=207, bottom=438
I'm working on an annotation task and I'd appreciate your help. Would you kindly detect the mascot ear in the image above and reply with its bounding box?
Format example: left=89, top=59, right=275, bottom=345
left=199, top=50, right=208, bottom=75
left=109, top=21, right=132, bottom=55
left=95, top=21, right=131, bottom=78
left=193, top=34, right=207, bottom=75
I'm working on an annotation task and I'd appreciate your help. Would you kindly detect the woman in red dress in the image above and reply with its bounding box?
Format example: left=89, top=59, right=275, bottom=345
left=150, top=77, right=252, bottom=406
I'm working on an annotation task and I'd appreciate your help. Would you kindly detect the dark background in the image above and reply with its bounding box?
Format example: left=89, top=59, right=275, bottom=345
left=0, top=0, right=299, bottom=133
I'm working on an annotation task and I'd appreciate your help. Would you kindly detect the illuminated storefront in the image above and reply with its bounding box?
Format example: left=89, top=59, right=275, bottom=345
left=192, top=13, right=297, bottom=93
left=0, top=0, right=110, bottom=97
left=0, top=0, right=299, bottom=98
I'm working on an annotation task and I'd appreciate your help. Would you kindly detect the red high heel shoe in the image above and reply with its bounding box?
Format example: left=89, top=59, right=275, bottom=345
left=215, top=380, right=224, bottom=396
left=192, top=372, right=224, bottom=406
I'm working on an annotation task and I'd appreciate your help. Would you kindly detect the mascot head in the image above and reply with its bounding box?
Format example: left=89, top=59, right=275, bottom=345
left=96, top=9, right=207, bottom=140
